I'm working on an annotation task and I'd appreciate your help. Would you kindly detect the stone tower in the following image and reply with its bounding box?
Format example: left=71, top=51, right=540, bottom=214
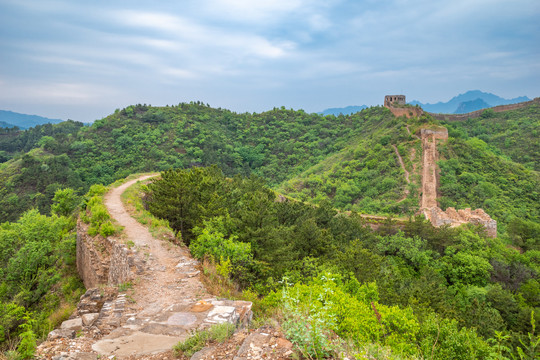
left=384, top=95, right=406, bottom=107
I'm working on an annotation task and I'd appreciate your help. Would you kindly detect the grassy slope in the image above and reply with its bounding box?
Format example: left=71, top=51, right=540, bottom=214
left=442, top=103, right=540, bottom=171
left=277, top=110, right=426, bottom=216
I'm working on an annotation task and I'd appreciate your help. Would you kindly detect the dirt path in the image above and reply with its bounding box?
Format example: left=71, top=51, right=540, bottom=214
left=406, top=124, right=420, bottom=140
left=392, top=145, right=410, bottom=203
left=87, top=175, right=251, bottom=358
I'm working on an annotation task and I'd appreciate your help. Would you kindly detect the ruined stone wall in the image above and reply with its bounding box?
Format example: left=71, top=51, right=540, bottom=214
left=426, top=207, right=497, bottom=238
left=387, top=106, right=424, bottom=119
left=427, top=97, right=540, bottom=121
left=419, top=126, right=497, bottom=237
left=421, top=128, right=448, bottom=209
left=76, top=220, right=143, bottom=289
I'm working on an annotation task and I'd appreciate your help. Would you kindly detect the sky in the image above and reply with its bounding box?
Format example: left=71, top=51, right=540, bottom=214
left=0, top=0, right=539, bottom=122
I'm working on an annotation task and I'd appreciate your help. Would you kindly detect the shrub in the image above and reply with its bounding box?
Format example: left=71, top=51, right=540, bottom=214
left=173, top=322, right=235, bottom=357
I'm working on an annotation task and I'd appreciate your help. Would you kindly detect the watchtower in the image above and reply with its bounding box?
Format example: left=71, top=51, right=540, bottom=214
left=384, top=95, right=406, bottom=107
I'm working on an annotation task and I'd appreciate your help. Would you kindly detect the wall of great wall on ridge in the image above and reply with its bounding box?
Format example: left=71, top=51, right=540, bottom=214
left=426, top=97, right=540, bottom=121
left=384, top=95, right=499, bottom=236
left=418, top=127, right=497, bottom=237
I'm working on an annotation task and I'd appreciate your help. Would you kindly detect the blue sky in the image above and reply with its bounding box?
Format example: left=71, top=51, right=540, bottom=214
left=0, top=0, right=539, bottom=122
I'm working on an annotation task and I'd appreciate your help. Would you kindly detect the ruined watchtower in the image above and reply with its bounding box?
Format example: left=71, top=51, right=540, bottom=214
left=384, top=95, right=406, bottom=107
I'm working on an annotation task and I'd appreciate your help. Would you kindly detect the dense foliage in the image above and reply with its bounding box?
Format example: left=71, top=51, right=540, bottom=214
left=278, top=111, right=425, bottom=215
left=0, top=101, right=538, bottom=357
left=438, top=137, right=540, bottom=233
left=442, top=105, right=540, bottom=171
left=0, top=194, right=84, bottom=357
left=0, top=103, right=382, bottom=221
left=146, top=166, right=539, bottom=358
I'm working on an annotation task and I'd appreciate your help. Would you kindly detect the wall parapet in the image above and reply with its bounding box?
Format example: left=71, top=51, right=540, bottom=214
left=76, top=220, right=145, bottom=289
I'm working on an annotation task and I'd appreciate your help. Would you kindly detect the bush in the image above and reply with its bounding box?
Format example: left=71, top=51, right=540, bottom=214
left=280, top=273, right=420, bottom=357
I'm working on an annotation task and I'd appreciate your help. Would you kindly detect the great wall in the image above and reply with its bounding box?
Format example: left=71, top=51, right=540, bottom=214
left=36, top=176, right=294, bottom=359
left=385, top=95, right=498, bottom=237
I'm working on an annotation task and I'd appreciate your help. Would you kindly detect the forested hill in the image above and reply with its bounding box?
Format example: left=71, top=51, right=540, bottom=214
left=0, top=101, right=539, bottom=231
left=0, top=100, right=539, bottom=359
left=0, top=103, right=380, bottom=221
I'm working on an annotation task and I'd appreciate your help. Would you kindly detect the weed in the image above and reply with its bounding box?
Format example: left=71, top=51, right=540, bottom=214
left=117, top=282, right=133, bottom=292
left=173, top=322, right=236, bottom=357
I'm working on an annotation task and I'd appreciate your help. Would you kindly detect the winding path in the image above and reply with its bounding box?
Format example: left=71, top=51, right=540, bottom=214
left=392, top=144, right=410, bottom=203
left=34, top=175, right=252, bottom=359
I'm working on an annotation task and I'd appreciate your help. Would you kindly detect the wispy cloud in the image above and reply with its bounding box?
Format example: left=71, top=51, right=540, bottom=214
left=0, top=0, right=538, bottom=121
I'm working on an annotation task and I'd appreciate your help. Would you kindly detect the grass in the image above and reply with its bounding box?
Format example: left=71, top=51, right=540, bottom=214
left=120, top=174, right=178, bottom=244
left=117, top=281, right=133, bottom=292
left=173, top=322, right=236, bottom=357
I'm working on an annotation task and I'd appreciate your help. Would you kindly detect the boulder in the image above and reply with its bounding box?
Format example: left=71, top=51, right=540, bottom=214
left=82, top=313, right=100, bottom=327
left=48, top=329, right=75, bottom=340
left=61, top=317, right=83, bottom=331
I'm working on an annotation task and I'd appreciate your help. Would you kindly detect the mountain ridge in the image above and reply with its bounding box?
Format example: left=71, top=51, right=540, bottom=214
left=0, top=109, right=64, bottom=129
left=410, top=90, right=530, bottom=114
left=319, top=90, right=531, bottom=116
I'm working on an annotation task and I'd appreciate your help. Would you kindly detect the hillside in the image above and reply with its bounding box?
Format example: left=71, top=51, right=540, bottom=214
left=0, top=101, right=539, bottom=359
left=442, top=102, right=540, bottom=171
left=278, top=107, right=423, bottom=216
left=0, top=101, right=538, bottom=229
left=0, top=109, right=64, bottom=129
left=0, top=103, right=370, bottom=221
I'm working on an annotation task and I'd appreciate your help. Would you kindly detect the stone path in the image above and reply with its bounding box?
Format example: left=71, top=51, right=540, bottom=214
left=37, top=175, right=251, bottom=359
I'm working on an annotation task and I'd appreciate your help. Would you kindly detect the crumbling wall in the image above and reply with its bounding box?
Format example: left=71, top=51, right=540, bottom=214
left=76, top=220, right=144, bottom=289
left=425, top=207, right=497, bottom=238
left=419, top=126, right=497, bottom=237
left=387, top=106, right=424, bottom=118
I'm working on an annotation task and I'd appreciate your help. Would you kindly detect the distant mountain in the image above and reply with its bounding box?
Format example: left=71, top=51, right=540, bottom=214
left=318, top=105, right=368, bottom=116
left=409, top=90, right=530, bottom=114
left=0, top=110, right=63, bottom=129
left=454, top=98, right=492, bottom=114
left=0, top=120, right=17, bottom=128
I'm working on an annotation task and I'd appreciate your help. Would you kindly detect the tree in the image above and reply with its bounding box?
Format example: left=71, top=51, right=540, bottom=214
left=51, top=188, right=80, bottom=217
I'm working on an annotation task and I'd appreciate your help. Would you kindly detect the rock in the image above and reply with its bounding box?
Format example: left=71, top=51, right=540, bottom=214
left=190, top=345, right=216, bottom=360
left=48, top=328, right=76, bottom=340
left=72, top=353, right=98, bottom=360
left=205, top=306, right=237, bottom=324
left=61, top=318, right=83, bottom=331
left=276, top=337, right=293, bottom=349
left=82, top=313, right=100, bottom=327
left=191, top=300, right=213, bottom=312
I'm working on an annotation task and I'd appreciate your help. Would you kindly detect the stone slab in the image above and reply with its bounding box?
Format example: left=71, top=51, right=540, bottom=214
left=92, top=332, right=185, bottom=356
left=167, top=312, right=198, bottom=326
left=81, top=313, right=99, bottom=327
left=60, top=317, right=83, bottom=331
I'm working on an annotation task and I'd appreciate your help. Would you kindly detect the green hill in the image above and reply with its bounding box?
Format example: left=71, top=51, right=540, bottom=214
left=0, top=101, right=538, bottom=231
left=0, top=101, right=539, bottom=359
left=442, top=103, right=540, bottom=171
